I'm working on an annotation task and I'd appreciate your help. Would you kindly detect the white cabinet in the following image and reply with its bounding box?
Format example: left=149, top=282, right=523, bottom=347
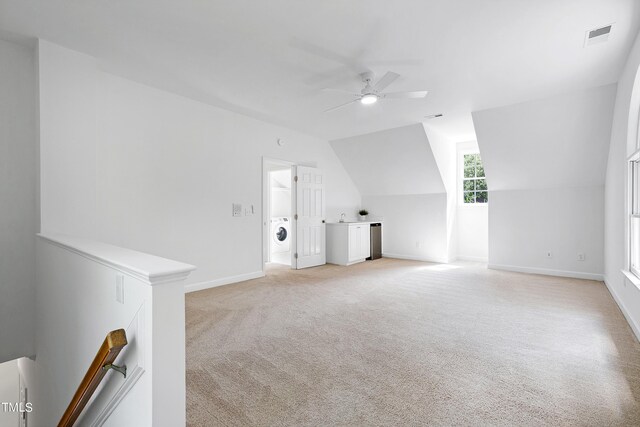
left=327, top=222, right=372, bottom=266
left=348, top=224, right=370, bottom=262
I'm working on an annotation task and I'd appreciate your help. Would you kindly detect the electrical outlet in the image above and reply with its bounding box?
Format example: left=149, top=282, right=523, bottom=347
left=545, top=251, right=553, bottom=259
left=577, top=253, right=585, bottom=261
left=115, top=275, right=125, bottom=304
left=232, top=203, right=242, bottom=217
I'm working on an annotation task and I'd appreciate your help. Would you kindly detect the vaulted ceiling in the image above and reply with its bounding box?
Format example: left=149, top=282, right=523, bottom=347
left=0, top=0, right=638, bottom=141
left=330, top=124, right=444, bottom=196
left=473, top=84, right=617, bottom=191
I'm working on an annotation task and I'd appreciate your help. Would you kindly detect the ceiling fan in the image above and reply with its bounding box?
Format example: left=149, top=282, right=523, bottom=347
left=323, top=71, right=428, bottom=113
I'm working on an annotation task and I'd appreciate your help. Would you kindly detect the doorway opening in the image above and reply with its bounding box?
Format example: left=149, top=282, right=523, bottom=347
left=268, top=168, right=292, bottom=266
left=262, top=158, right=326, bottom=273
left=263, top=158, right=294, bottom=271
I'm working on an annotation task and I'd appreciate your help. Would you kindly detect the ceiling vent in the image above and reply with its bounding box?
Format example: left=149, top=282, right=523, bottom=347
left=584, top=24, right=613, bottom=47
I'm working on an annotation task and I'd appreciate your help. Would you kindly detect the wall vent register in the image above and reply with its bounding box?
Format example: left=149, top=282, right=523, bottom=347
left=585, top=24, right=613, bottom=46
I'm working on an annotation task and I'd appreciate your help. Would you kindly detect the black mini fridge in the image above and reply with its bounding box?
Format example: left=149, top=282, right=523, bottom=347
left=368, top=223, right=382, bottom=260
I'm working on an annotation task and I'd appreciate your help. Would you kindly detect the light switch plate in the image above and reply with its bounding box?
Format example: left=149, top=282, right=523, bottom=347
left=232, top=203, right=242, bottom=217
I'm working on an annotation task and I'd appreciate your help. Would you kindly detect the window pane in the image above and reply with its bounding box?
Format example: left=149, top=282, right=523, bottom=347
left=464, top=192, right=475, bottom=203
left=461, top=152, right=488, bottom=204
left=634, top=161, right=640, bottom=214
left=632, top=217, right=640, bottom=270
left=464, top=166, right=475, bottom=178
left=464, top=154, right=475, bottom=168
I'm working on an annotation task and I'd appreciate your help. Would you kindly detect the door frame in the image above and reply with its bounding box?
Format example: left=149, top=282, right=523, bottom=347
left=262, top=157, right=317, bottom=274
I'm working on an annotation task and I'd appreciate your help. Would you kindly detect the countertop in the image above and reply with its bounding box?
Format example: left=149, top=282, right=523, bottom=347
left=326, top=220, right=383, bottom=226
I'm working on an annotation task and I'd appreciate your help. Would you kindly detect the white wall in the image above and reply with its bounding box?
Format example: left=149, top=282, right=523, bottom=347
left=331, top=124, right=452, bottom=263
left=604, top=29, right=640, bottom=340
left=270, top=169, right=291, bottom=218
left=330, top=124, right=445, bottom=196
left=363, top=194, right=448, bottom=263
left=457, top=206, right=488, bottom=261
left=424, top=125, right=458, bottom=262
left=37, top=40, right=360, bottom=288
left=456, top=141, right=488, bottom=262
left=0, top=38, right=37, bottom=363
left=489, top=186, right=604, bottom=279
left=0, top=360, right=19, bottom=427
left=474, top=84, right=616, bottom=192
left=473, top=84, right=616, bottom=279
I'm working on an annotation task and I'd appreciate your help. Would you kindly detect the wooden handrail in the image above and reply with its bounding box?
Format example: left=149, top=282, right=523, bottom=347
left=58, top=329, right=128, bottom=427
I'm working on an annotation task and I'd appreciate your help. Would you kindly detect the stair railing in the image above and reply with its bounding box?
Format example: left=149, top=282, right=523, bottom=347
left=57, top=329, right=128, bottom=427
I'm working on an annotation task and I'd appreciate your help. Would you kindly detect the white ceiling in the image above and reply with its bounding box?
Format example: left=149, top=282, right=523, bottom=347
left=0, top=0, right=638, bottom=141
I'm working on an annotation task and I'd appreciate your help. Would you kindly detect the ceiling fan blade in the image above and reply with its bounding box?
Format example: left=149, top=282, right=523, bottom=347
left=369, top=59, right=425, bottom=67
left=383, top=90, right=428, bottom=99
left=305, top=66, right=352, bottom=86
left=322, top=88, right=361, bottom=96
left=324, top=99, right=359, bottom=113
left=373, top=71, right=400, bottom=92
left=290, top=39, right=370, bottom=74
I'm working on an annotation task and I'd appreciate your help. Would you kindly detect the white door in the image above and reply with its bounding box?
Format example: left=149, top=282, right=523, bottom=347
left=293, top=166, right=326, bottom=269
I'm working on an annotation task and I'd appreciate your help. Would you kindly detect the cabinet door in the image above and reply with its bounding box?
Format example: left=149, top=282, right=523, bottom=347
left=360, top=225, right=371, bottom=259
left=348, top=225, right=360, bottom=261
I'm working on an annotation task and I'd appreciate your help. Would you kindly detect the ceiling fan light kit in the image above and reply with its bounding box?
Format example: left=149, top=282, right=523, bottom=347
left=324, top=71, right=428, bottom=113
left=360, top=94, right=378, bottom=105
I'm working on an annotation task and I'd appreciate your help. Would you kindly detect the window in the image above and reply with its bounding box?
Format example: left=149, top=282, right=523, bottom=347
left=630, top=153, right=640, bottom=278
left=462, top=153, right=488, bottom=204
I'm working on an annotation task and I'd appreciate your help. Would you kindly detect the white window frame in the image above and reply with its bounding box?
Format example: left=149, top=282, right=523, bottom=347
left=623, top=77, right=640, bottom=288
left=628, top=149, right=640, bottom=280
left=458, top=150, right=488, bottom=206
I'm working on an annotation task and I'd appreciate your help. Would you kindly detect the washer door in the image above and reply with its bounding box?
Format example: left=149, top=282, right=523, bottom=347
left=271, top=221, right=290, bottom=254
left=272, top=222, right=288, bottom=246
left=275, top=226, right=288, bottom=243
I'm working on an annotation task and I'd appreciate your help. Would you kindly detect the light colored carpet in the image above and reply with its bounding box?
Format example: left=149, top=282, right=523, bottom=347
left=186, top=259, right=640, bottom=426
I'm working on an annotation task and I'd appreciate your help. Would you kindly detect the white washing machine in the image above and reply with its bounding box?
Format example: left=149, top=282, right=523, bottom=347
left=270, top=217, right=291, bottom=254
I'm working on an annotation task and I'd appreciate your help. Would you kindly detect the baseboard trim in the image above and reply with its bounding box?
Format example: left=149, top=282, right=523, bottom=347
left=185, top=270, right=265, bottom=293
left=604, top=277, right=640, bottom=343
left=456, top=256, right=488, bottom=263
left=383, top=253, right=449, bottom=264
left=488, top=264, right=604, bottom=281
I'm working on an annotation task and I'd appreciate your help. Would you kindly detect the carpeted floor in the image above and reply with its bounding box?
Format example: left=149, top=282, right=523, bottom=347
left=186, top=259, right=640, bottom=426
